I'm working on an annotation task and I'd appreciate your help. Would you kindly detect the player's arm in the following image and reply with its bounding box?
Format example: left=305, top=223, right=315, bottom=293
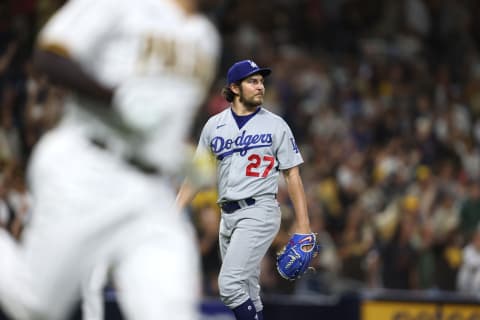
left=32, top=0, right=118, bottom=106
left=33, top=47, right=113, bottom=105
left=175, top=179, right=199, bottom=212
left=282, top=165, right=311, bottom=234
left=176, top=148, right=216, bottom=211
left=176, top=123, right=216, bottom=211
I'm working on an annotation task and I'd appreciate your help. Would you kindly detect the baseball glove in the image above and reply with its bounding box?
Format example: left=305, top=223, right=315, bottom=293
left=276, top=233, right=321, bottom=281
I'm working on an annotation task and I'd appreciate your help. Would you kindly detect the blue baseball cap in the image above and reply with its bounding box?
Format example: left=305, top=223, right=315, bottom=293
left=227, top=59, right=271, bottom=85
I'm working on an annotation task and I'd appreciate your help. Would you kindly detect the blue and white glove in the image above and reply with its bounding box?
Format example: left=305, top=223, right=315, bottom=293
left=276, top=233, right=321, bottom=281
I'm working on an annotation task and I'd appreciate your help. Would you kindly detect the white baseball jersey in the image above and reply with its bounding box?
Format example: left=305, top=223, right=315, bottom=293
left=38, top=0, right=220, bottom=173
left=197, top=107, right=303, bottom=202
left=0, top=1, right=220, bottom=320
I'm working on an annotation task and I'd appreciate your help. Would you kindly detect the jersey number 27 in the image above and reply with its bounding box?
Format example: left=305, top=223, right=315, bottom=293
left=246, top=154, right=275, bottom=177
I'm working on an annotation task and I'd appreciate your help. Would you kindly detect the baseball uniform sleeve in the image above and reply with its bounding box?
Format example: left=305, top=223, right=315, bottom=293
left=195, top=119, right=214, bottom=157
left=275, top=120, right=304, bottom=170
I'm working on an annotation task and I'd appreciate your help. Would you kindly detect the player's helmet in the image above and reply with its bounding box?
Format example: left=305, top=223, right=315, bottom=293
left=227, top=59, right=271, bottom=85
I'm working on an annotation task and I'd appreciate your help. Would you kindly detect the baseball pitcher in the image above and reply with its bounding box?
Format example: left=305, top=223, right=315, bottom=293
left=176, top=60, right=317, bottom=320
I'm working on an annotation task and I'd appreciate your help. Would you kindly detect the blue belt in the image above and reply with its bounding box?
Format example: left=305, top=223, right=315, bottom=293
left=220, top=198, right=256, bottom=214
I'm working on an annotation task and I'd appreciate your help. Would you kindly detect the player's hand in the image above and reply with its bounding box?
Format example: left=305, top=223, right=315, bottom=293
left=293, top=224, right=313, bottom=249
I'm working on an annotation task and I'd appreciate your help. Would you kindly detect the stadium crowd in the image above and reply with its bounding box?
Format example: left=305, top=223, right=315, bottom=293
left=2, top=0, right=480, bottom=300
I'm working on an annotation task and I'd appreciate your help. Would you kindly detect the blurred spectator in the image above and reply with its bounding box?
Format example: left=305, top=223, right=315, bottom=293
left=432, top=227, right=462, bottom=291
left=336, top=202, right=375, bottom=289
left=407, top=165, right=438, bottom=218
left=431, top=188, right=460, bottom=241
left=459, top=179, right=480, bottom=244
left=380, top=215, right=419, bottom=290
left=415, top=221, right=436, bottom=290
left=457, top=225, right=480, bottom=295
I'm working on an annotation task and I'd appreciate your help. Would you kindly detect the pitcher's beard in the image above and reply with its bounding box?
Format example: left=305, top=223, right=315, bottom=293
left=239, top=96, right=262, bottom=110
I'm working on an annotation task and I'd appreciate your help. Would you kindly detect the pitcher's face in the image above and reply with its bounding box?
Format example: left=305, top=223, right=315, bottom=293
left=238, top=74, right=265, bottom=108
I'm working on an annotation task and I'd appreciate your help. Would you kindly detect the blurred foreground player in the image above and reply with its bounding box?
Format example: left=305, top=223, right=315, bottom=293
left=0, top=0, right=220, bottom=319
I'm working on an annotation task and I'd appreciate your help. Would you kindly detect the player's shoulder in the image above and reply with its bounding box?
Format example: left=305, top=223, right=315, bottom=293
left=259, top=107, right=281, bottom=119
left=203, top=107, right=231, bottom=128
left=259, top=107, right=289, bottom=125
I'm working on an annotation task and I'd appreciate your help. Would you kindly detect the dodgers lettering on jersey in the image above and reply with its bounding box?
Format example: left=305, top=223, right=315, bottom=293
left=211, top=130, right=273, bottom=160
left=198, top=107, right=303, bottom=202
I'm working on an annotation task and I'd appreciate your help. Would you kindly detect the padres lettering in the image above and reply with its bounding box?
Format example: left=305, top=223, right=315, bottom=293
left=136, top=35, right=214, bottom=83
left=211, top=130, right=273, bottom=159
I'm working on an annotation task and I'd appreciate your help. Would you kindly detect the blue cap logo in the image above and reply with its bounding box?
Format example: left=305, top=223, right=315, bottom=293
left=227, top=59, right=271, bottom=85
